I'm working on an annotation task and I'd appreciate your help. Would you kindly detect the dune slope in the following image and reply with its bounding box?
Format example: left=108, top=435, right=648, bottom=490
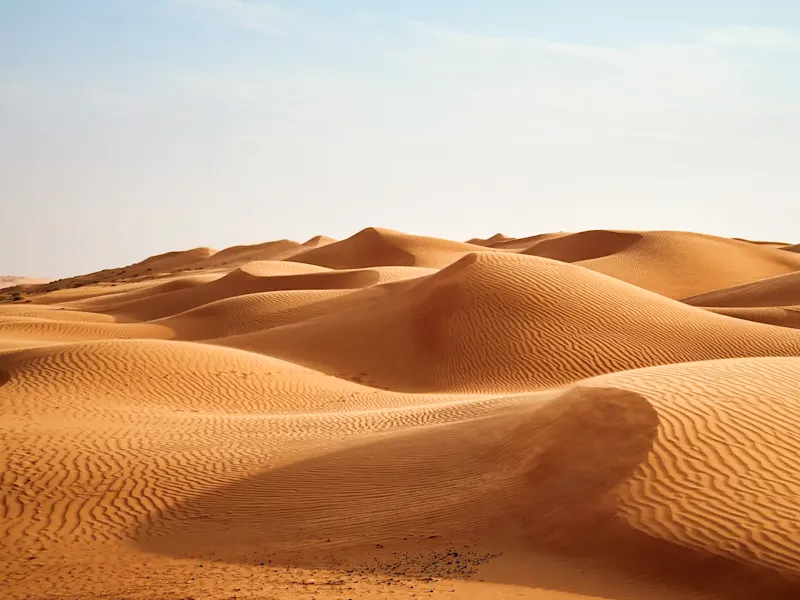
left=217, top=252, right=800, bottom=393
left=138, top=358, right=800, bottom=598
left=524, top=230, right=800, bottom=298
left=5, top=226, right=800, bottom=600
left=288, top=227, right=490, bottom=269
left=705, top=306, right=800, bottom=329
left=684, top=271, right=800, bottom=308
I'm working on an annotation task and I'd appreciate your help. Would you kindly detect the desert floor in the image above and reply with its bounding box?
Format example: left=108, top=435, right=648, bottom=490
left=3, top=227, right=800, bottom=599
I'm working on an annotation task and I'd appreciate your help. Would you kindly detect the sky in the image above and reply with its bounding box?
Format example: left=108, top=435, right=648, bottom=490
left=2, top=1, right=799, bottom=278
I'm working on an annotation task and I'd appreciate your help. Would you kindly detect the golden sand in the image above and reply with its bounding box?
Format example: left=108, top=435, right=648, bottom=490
left=3, top=227, right=800, bottom=599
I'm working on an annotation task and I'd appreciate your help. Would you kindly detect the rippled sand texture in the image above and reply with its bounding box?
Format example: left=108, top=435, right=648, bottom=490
left=3, top=227, right=800, bottom=600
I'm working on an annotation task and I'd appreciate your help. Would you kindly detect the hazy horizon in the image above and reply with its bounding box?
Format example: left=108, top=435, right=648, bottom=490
left=3, top=0, right=799, bottom=279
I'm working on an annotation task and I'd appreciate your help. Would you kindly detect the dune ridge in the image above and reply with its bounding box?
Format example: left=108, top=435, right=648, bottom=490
left=522, top=230, right=800, bottom=298
left=3, top=226, right=800, bottom=600
left=288, top=227, right=490, bottom=269
left=585, top=358, right=800, bottom=575
left=216, top=251, right=800, bottom=393
left=705, top=306, right=800, bottom=329
left=684, top=271, right=800, bottom=308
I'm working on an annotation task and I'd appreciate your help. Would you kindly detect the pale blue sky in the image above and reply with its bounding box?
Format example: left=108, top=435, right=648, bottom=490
left=2, top=1, right=799, bottom=277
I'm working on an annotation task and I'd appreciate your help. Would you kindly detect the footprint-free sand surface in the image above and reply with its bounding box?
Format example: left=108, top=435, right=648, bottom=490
left=3, top=227, right=800, bottom=599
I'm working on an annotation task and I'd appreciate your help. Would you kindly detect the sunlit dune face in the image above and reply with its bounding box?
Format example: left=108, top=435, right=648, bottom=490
left=3, top=227, right=800, bottom=600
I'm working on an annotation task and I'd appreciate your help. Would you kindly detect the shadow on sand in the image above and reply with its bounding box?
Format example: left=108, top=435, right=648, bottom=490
left=135, top=386, right=800, bottom=599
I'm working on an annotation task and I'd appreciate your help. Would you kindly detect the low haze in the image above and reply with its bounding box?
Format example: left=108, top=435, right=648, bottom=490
left=2, top=0, right=799, bottom=278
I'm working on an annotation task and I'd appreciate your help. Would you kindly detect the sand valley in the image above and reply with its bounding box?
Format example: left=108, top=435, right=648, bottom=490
left=3, top=227, right=800, bottom=599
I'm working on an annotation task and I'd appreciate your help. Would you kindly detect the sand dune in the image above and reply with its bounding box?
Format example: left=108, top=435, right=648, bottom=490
left=684, top=271, right=800, bottom=308
left=184, top=239, right=303, bottom=270
left=704, top=306, right=800, bottom=329
left=522, top=229, right=642, bottom=262
left=733, top=237, right=791, bottom=247
left=4, top=226, right=800, bottom=600
left=59, top=272, right=225, bottom=311
left=137, top=359, right=800, bottom=597
left=0, top=304, right=116, bottom=322
left=0, top=317, right=171, bottom=346
left=523, top=230, right=800, bottom=298
left=584, top=358, right=800, bottom=577
left=300, top=234, right=337, bottom=248
left=491, top=232, right=572, bottom=250
left=683, top=272, right=800, bottom=329
left=102, top=261, right=432, bottom=322
left=465, top=232, right=511, bottom=246
left=468, top=232, right=573, bottom=250
left=216, top=251, right=800, bottom=393
left=19, top=247, right=217, bottom=299
left=288, top=227, right=490, bottom=269
left=469, top=233, right=585, bottom=251
left=159, top=287, right=384, bottom=340
left=0, top=338, right=451, bottom=414
left=128, top=246, right=218, bottom=274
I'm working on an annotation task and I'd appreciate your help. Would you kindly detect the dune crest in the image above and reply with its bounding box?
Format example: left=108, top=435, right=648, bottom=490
left=217, top=251, right=800, bottom=393
left=522, top=229, right=642, bottom=262
left=705, top=306, right=800, bottom=329
left=585, top=358, right=800, bottom=575
left=288, top=227, right=490, bottom=269
left=4, top=226, right=800, bottom=599
left=519, top=230, right=800, bottom=298
left=186, top=239, right=302, bottom=270
left=685, top=271, right=800, bottom=308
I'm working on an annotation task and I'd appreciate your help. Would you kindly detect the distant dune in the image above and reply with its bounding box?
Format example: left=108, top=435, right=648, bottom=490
left=520, top=230, right=800, bottom=298
left=3, top=227, right=800, bottom=600
left=288, top=227, right=489, bottom=269
left=216, top=251, right=800, bottom=393
left=685, top=271, right=800, bottom=308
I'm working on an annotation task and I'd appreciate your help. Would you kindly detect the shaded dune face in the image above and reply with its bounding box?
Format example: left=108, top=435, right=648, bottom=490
left=137, top=387, right=660, bottom=567
left=522, top=230, right=642, bottom=262
left=185, top=239, right=302, bottom=270
left=521, top=230, right=800, bottom=299
left=156, top=289, right=363, bottom=341
left=684, top=271, right=800, bottom=308
left=132, top=247, right=218, bottom=273
left=588, top=358, right=800, bottom=579
left=100, top=266, right=383, bottom=322
left=288, top=227, right=489, bottom=269
left=216, top=252, right=800, bottom=393
left=682, top=269, right=800, bottom=329
left=5, top=227, right=800, bottom=600
left=705, top=306, right=800, bottom=329
left=466, top=232, right=511, bottom=246
left=133, top=374, right=800, bottom=596
left=488, top=232, right=571, bottom=250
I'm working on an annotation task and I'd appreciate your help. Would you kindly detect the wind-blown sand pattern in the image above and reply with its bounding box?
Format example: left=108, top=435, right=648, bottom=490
left=3, top=227, right=800, bottom=600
